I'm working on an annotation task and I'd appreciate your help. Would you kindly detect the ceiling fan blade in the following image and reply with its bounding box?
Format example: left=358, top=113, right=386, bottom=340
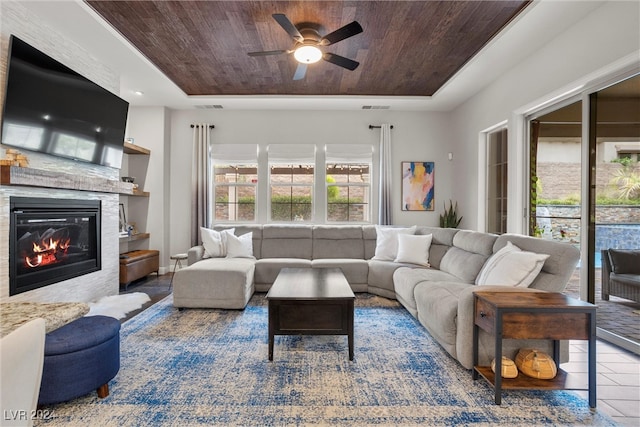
left=321, top=21, right=363, bottom=45
left=248, top=50, right=288, bottom=57
left=293, top=63, right=308, bottom=80
left=272, top=13, right=303, bottom=42
left=322, top=53, right=359, bottom=71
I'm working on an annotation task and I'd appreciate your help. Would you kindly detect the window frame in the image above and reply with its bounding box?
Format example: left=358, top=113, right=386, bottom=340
left=211, top=144, right=259, bottom=223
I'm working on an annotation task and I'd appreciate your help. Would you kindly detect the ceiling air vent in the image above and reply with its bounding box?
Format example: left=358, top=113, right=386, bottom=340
left=195, top=105, right=223, bottom=110
left=362, top=105, right=390, bottom=110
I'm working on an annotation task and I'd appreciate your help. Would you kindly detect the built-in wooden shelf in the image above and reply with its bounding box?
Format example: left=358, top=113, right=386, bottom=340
left=122, top=188, right=150, bottom=197
left=119, top=232, right=150, bottom=242
left=0, top=165, right=133, bottom=194
left=123, top=142, right=150, bottom=155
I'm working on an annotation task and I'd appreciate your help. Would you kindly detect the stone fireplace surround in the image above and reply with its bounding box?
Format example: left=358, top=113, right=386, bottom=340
left=0, top=151, right=124, bottom=303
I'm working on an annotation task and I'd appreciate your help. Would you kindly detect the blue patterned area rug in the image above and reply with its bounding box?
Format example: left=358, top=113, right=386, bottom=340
left=38, top=294, right=615, bottom=426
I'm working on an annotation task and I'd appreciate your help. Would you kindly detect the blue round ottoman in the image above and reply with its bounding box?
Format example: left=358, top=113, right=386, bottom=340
left=38, top=315, right=120, bottom=405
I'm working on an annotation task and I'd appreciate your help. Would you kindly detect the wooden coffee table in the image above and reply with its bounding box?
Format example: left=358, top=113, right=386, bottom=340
left=266, top=268, right=355, bottom=361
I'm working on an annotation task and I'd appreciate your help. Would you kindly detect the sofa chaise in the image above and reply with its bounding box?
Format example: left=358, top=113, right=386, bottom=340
left=173, top=224, right=580, bottom=368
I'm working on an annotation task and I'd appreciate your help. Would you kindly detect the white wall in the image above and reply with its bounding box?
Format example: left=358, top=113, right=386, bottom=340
left=450, top=0, right=640, bottom=232
left=167, top=109, right=452, bottom=255
left=123, top=107, right=172, bottom=271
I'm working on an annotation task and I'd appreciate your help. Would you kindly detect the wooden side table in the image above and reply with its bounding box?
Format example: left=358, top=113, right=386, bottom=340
left=472, top=291, right=597, bottom=408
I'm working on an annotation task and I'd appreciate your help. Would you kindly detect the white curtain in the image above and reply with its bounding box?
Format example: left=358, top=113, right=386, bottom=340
left=378, top=124, right=392, bottom=225
left=191, top=124, right=212, bottom=246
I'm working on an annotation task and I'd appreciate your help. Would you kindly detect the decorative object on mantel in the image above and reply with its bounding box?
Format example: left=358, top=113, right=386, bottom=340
left=121, top=176, right=135, bottom=183
left=1, top=148, right=29, bottom=167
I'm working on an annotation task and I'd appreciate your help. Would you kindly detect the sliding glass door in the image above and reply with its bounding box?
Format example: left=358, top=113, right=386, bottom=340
left=528, top=74, right=640, bottom=351
left=591, top=75, right=640, bottom=349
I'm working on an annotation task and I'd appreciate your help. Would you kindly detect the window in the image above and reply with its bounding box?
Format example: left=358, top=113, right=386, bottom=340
left=486, top=128, right=508, bottom=234
left=212, top=144, right=258, bottom=222
left=268, top=144, right=315, bottom=222
left=325, top=144, right=372, bottom=222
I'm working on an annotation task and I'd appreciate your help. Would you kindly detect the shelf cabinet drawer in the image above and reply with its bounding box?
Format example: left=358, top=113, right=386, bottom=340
left=474, top=298, right=496, bottom=333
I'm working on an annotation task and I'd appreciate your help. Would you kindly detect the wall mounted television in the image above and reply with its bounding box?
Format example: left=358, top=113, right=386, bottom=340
left=1, top=35, right=129, bottom=169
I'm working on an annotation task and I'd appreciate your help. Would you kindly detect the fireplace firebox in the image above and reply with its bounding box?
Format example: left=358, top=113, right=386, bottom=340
left=10, top=197, right=101, bottom=296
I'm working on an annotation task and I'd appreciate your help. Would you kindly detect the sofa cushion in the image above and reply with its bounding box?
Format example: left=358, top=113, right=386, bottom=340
left=254, top=258, right=312, bottom=284
left=608, top=249, right=640, bottom=274
left=372, top=226, right=416, bottom=261
left=415, top=227, right=458, bottom=270
left=393, top=267, right=461, bottom=317
left=311, top=259, right=369, bottom=284
left=312, top=225, right=364, bottom=259
left=362, top=225, right=378, bottom=259
left=261, top=225, right=312, bottom=259
left=439, top=231, right=496, bottom=283
left=476, top=241, right=549, bottom=287
left=610, top=273, right=640, bottom=287
left=367, top=259, right=418, bottom=298
left=172, top=258, right=255, bottom=309
left=395, top=234, right=432, bottom=266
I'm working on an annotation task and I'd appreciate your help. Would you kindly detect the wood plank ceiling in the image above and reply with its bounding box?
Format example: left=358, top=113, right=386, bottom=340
left=86, top=1, right=530, bottom=97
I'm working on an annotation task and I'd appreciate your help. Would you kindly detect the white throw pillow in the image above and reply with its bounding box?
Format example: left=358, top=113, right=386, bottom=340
left=226, top=232, right=254, bottom=259
left=200, top=227, right=234, bottom=258
left=476, top=241, right=550, bottom=287
left=373, top=226, right=417, bottom=261
left=394, top=234, right=433, bottom=267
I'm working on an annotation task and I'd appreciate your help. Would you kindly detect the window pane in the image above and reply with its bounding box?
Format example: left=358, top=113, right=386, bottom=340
left=327, top=203, right=348, bottom=222
left=270, top=164, right=314, bottom=183
left=326, top=164, right=370, bottom=184
left=270, top=185, right=313, bottom=221
left=327, top=184, right=369, bottom=222
left=486, top=128, right=508, bottom=234
left=214, top=165, right=258, bottom=184
left=215, top=185, right=256, bottom=221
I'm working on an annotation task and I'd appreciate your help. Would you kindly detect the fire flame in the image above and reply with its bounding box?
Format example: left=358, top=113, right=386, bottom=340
left=25, top=237, right=71, bottom=268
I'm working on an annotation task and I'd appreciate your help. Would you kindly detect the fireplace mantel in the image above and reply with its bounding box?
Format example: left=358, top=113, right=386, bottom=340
left=0, top=165, right=134, bottom=194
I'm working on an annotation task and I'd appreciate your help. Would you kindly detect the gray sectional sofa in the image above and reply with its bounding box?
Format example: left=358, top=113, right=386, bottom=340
left=173, top=224, right=580, bottom=368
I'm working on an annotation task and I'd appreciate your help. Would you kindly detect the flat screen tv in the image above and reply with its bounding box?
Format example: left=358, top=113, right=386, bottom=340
left=1, top=35, right=129, bottom=169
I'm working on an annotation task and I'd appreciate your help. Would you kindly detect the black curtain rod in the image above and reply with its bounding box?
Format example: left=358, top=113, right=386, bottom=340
left=190, top=124, right=215, bottom=129
left=368, top=125, right=394, bottom=129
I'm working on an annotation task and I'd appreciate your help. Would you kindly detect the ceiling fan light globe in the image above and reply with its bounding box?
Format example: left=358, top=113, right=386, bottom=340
left=294, top=45, right=322, bottom=64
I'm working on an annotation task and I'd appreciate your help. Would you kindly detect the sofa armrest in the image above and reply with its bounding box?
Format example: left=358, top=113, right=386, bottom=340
left=188, top=246, right=205, bottom=266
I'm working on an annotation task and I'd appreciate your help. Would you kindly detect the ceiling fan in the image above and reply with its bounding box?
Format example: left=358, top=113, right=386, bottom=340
left=248, top=13, right=363, bottom=80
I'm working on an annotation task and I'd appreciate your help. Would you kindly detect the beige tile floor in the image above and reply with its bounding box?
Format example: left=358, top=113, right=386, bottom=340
left=563, top=340, right=640, bottom=426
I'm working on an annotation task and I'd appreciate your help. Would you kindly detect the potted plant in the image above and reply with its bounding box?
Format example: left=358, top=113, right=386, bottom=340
left=440, top=200, right=463, bottom=228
